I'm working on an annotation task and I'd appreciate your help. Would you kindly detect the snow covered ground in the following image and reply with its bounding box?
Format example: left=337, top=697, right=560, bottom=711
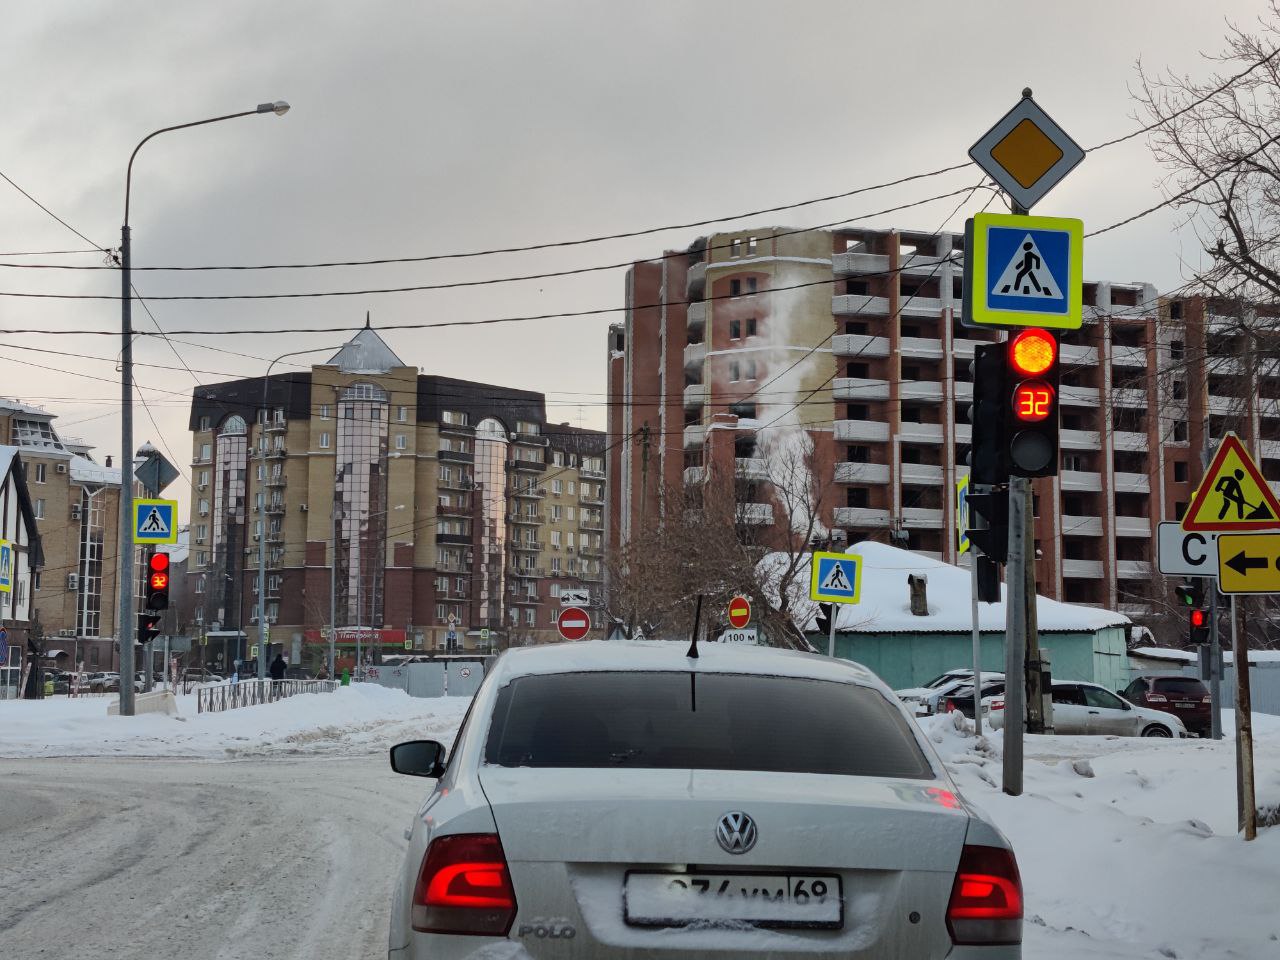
left=2, top=685, right=1278, bottom=958
left=0, top=682, right=471, bottom=759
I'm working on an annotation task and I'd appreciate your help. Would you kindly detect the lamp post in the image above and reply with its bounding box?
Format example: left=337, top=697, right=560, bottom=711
left=254, top=345, right=335, bottom=681
left=117, top=100, right=289, bottom=716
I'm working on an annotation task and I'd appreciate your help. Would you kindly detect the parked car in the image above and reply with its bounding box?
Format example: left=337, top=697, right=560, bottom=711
left=388, top=641, right=1024, bottom=957
left=181, top=668, right=224, bottom=686
left=942, top=678, right=1007, bottom=718
left=284, top=666, right=313, bottom=681
left=896, top=670, right=1006, bottom=716
left=1120, top=675, right=1212, bottom=737
left=89, top=672, right=121, bottom=693
left=988, top=680, right=1186, bottom=737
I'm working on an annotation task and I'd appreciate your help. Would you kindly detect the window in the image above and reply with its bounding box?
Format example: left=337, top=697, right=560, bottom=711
left=483, top=673, right=933, bottom=777
left=199, top=498, right=210, bottom=514
left=747, top=236, right=758, bottom=254
left=525, top=608, right=536, bottom=626
left=319, top=432, right=331, bottom=449
left=199, top=470, right=210, bottom=486
left=397, top=406, right=408, bottom=422
left=198, top=523, right=208, bottom=541
left=1051, top=685, right=1085, bottom=706
left=567, top=506, right=575, bottom=521
left=730, top=360, right=740, bottom=381
left=566, top=531, right=575, bottom=549
left=33, top=571, right=41, bottom=591
left=1172, top=421, right=1188, bottom=442
left=395, top=435, right=408, bottom=450
left=199, top=416, right=211, bottom=431
left=746, top=359, right=757, bottom=380
left=370, top=407, right=381, bottom=420
left=435, top=576, right=448, bottom=592
left=440, top=465, right=454, bottom=484
left=730, top=278, right=741, bottom=297
left=442, top=410, right=469, bottom=426
left=320, top=404, right=331, bottom=419
left=1174, top=461, right=1188, bottom=482
left=200, top=443, right=212, bottom=461
left=257, top=464, right=266, bottom=481
left=553, top=452, right=564, bottom=467
left=551, top=531, right=562, bottom=547
left=568, top=481, right=576, bottom=495
left=552, top=479, right=563, bottom=495
left=1082, top=686, right=1126, bottom=711
left=746, top=316, right=757, bottom=337
left=551, top=505, right=562, bottom=521
left=34, top=498, right=45, bottom=519
left=550, top=557, right=561, bottom=574
left=729, top=319, right=742, bottom=339
left=436, top=604, right=447, bottom=622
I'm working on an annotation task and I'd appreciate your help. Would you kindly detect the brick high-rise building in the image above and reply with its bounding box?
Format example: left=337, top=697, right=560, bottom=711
left=607, top=224, right=1236, bottom=624
left=186, top=326, right=606, bottom=671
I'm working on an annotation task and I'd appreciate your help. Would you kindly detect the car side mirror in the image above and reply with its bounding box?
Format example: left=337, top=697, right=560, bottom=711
left=390, top=740, right=447, bottom=778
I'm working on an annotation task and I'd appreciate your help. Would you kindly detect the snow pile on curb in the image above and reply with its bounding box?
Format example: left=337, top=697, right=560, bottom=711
left=0, top=683, right=472, bottom=759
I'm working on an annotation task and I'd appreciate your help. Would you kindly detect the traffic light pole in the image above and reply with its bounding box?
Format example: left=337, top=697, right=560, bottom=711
left=1208, top=579, right=1223, bottom=741
left=1231, top=596, right=1257, bottom=839
left=1003, top=475, right=1028, bottom=797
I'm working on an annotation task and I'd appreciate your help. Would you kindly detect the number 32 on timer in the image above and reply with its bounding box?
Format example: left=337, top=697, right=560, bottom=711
left=1014, top=382, right=1053, bottom=421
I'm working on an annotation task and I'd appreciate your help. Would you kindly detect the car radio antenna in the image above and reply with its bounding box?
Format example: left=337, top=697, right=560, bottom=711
left=686, top=594, right=702, bottom=660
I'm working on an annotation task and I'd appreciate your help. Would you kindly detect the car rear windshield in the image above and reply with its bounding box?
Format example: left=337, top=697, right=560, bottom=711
left=1151, top=678, right=1209, bottom=697
left=483, top=671, right=934, bottom=779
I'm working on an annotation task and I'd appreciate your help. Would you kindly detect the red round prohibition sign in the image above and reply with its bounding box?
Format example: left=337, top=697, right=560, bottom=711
left=728, top=596, right=751, bottom=629
left=557, top=606, right=591, bottom=641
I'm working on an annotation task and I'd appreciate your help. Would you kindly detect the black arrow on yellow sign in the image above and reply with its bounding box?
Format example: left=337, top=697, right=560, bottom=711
left=1225, top=550, right=1271, bottom=576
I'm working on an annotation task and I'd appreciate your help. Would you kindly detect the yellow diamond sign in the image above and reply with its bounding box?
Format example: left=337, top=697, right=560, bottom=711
left=970, top=94, right=1084, bottom=210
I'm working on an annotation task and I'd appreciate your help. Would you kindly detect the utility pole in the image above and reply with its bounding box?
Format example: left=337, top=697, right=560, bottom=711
left=330, top=474, right=338, bottom=680
left=1232, top=595, right=1257, bottom=839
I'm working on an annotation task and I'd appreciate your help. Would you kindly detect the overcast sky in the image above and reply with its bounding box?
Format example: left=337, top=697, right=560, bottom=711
left=1, top=0, right=1270, bottom=502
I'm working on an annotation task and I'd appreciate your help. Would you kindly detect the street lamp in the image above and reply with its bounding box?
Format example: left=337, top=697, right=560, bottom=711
left=255, top=346, right=338, bottom=681
left=116, top=101, right=289, bottom=716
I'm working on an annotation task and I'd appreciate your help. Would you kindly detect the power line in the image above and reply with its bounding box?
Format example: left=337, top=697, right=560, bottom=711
left=0, top=168, right=107, bottom=254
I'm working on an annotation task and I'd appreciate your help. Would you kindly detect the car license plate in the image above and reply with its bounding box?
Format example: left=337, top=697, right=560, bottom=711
left=624, top=871, right=842, bottom=928
left=1175, top=702, right=1195, bottom=709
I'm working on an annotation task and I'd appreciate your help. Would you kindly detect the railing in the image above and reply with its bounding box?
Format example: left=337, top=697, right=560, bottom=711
left=196, top=678, right=338, bottom=714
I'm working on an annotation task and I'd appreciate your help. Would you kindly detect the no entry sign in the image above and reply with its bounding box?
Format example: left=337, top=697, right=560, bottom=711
left=727, top=596, right=751, bottom=629
left=557, top=606, right=591, bottom=641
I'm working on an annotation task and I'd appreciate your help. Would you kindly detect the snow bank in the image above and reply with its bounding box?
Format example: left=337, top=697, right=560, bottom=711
left=0, top=683, right=471, bottom=760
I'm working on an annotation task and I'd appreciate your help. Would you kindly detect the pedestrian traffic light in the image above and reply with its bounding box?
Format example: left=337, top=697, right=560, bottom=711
left=967, top=343, right=1009, bottom=485
left=966, top=487, right=1009, bottom=563
left=137, top=612, right=162, bottom=645
left=146, top=552, right=170, bottom=611
left=1004, top=328, right=1060, bottom=477
left=1189, top=607, right=1209, bottom=645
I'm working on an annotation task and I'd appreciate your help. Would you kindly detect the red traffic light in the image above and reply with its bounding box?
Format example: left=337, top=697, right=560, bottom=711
left=149, top=572, right=170, bottom=591
left=1012, top=382, right=1055, bottom=423
left=149, top=552, right=170, bottom=573
left=1008, top=328, right=1057, bottom=377
left=1190, top=609, right=1207, bottom=629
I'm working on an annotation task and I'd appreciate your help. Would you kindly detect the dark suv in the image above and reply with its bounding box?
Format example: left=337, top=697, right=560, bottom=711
left=1120, top=675, right=1211, bottom=736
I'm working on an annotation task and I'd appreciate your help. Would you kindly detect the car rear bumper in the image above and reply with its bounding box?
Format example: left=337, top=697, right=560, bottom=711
left=392, top=938, right=1021, bottom=958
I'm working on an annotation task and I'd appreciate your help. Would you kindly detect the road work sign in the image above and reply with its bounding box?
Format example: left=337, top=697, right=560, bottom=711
left=809, top=551, right=862, bottom=604
left=1156, top=522, right=1219, bottom=577
left=1217, top=533, right=1280, bottom=594
left=134, top=499, right=178, bottom=544
left=969, top=94, right=1085, bottom=211
left=1182, top=433, right=1280, bottom=532
left=965, top=212, right=1083, bottom=330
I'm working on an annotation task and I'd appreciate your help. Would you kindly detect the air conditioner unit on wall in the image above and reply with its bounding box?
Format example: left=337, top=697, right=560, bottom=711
left=66, top=573, right=78, bottom=590
left=56, top=463, right=67, bottom=474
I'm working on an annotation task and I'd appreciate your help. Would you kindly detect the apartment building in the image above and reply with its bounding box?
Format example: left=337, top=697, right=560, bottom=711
left=608, top=224, right=1226, bottom=621
left=186, top=326, right=606, bottom=670
left=0, top=399, right=122, bottom=668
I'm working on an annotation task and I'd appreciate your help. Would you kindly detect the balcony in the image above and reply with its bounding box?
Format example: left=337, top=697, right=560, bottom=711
left=1113, top=472, right=1150, bottom=493
left=834, top=506, right=892, bottom=527
left=510, top=456, right=544, bottom=472
left=267, top=446, right=287, bottom=459
left=510, top=512, right=542, bottom=525
left=266, top=420, right=287, bottom=434
left=265, top=502, right=285, bottom=515
left=951, top=338, right=982, bottom=360
left=436, top=532, right=471, bottom=546
left=901, top=507, right=944, bottom=528
left=1061, top=429, right=1102, bottom=450
left=834, top=461, right=890, bottom=484
left=687, top=300, right=706, bottom=330
left=1060, top=386, right=1100, bottom=408
left=580, top=491, right=604, bottom=506
left=579, top=517, right=604, bottom=532
left=735, top=458, right=769, bottom=481
left=1111, top=388, right=1147, bottom=408
left=683, top=383, right=707, bottom=408
left=683, top=465, right=706, bottom=485
left=1062, top=559, right=1105, bottom=579
left=1111, top=344, right=1147, bottom=367
left=686, top=261, right=707, bottom=298
left=580, top=543, right=603, bottom=558
left=831, top=251, right=889, bottom=276
left=1116, top=560, right=1153, bottom=579
left=438, top=501, right=473, bottom=517
left=511, top=540, right=542, bottom=553
left=834, top=420, right=890, bottom=443
left=901, top=462, right=945, bottom=484
left=833, top=377, right=890, bottom=402
left=1061, top=515, right=1104, bottom=536
left=439, top=476, right=475, bottom=491
left=831, top=294, right=890, bottom=317
left=898, top=337, right=945, bottom=361
left=439, top=448, right=474, bottom=463
left=899, top=380, right=943, bottom=402
left=831, top=333, right=890, bottom=358
left=896, top=421, right=943, bottom=444
left=1060, top=470, right=1102, bottom=492
left=265, top=474, right=286, bottom=487
left=580, top=466, right=605, bottom=480
left=1060, top=343, right=1098, bottom=366
left=511, top=484, right=545, bottom=499
left=684, top=341, right=707, bottom=369
left=684, top=423, right=706, bottom=448
left=735, top=502, right=774, bottom=525
left=1114, top=516, right=1151, bottom=538
left=1112, top=431, right=1148, bottom=452
left=899, top=297, right=944, bottom=318
left=440, top=419, right=475, bottom=435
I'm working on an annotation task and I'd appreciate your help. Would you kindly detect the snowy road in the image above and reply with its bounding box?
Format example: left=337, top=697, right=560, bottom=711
left=0, top=756, right=423, bottom=960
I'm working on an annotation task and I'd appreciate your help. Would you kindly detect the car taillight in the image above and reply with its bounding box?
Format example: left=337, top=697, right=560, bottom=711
left=1147, top=694, right=1168, bottom=703
left=947, top=844, right=1023, bottom=945
left=989, top=698, right=1005, bottom=711
left=945, top=700, right=957, bottom=712
left=412, top=833, right=517, bottom=936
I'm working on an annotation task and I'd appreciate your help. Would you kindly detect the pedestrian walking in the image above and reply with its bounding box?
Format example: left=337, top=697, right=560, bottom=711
left=270, top=653, right=287, bottom=699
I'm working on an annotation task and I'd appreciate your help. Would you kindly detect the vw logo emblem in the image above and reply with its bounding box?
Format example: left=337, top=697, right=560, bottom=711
left=716, top=811, right=758, bottom=855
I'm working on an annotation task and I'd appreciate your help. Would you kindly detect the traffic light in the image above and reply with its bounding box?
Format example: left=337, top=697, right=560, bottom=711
left=967, top=343, right=1009, bottom=485
left=137, top=612, right=162, bottom=645
left=1174, top=580, right=1204, bottom=608
left=966, top=487, right=1009, bottom=563
left=1190, top=607, right=1209, bottom=645
left=1004, top=328, right=1061, bottom=477
left=146, top=552, right=170, bottom=611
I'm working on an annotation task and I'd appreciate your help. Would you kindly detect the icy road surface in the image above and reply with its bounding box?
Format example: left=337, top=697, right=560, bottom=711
left=0, top=755, right=422, bottom=960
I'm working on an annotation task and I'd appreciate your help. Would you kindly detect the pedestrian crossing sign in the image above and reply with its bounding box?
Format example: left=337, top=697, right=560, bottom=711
left=1182, top=433, right=1280, bottom=532
left=809, top=550, right=862, bottom=605
left=964, top=212, right=1083, bottom=330
left=134, top=498, right=178, bottom=544
left=0, top=539, right=11, bottom=594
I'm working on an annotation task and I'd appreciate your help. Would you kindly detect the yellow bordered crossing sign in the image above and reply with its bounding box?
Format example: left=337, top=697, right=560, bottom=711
left=964, top=212, right=1083, bottom=330
left=1182, top=433, right=1280, bottom=532
left=810, top=551, right=862, bottom=605
left=134, top=498, right=178, bottom=544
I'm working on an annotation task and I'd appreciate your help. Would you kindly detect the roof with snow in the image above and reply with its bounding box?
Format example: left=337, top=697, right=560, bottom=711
left=327, top=323, right=405, bottom=374
left=761, top=542, right=1130, bottom=635
left=1130, top=646, right=1280, bottom=665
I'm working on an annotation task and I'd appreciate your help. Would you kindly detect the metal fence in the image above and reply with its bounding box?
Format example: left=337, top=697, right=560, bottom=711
left=196, top=678, right=338, bottom=714
left=1149, top=660, right=1280, bottom=716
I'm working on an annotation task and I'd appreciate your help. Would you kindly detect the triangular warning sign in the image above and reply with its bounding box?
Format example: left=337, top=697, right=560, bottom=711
left=139, top=508, right=170, bottom=534
left=991, top=234, right=1061, bottom=299
left=1182, top=433, right=1280, bottom=531
left=820, top=561, right=852, bottom=593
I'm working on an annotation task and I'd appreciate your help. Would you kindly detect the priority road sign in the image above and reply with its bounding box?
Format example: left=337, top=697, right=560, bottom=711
left=1216, top=533, right=1280, bottom=594
left=956, top=475, right=971, bottom=555
left=727, top=595, right=751, bottom=629
left=964, top=212, right=1083, bottom=330
left=1182, top=433, right=1280, bottom=532
left=969, top=94, right=1085, bottom=211
left=134, top=498, right=178, bottom=544
left=557, top=606, right=591, bottom=641
left=809, top=551, right=862, bottom=605
left=1156, top=522, right=1219, bottom=577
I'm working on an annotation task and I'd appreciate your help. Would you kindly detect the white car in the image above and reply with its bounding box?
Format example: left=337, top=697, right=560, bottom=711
left=987, top=680, right=1187, bottom=737
left=388, top=641, right=1022, bottom=958
left=897, top=670, right=1006, bottom=716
